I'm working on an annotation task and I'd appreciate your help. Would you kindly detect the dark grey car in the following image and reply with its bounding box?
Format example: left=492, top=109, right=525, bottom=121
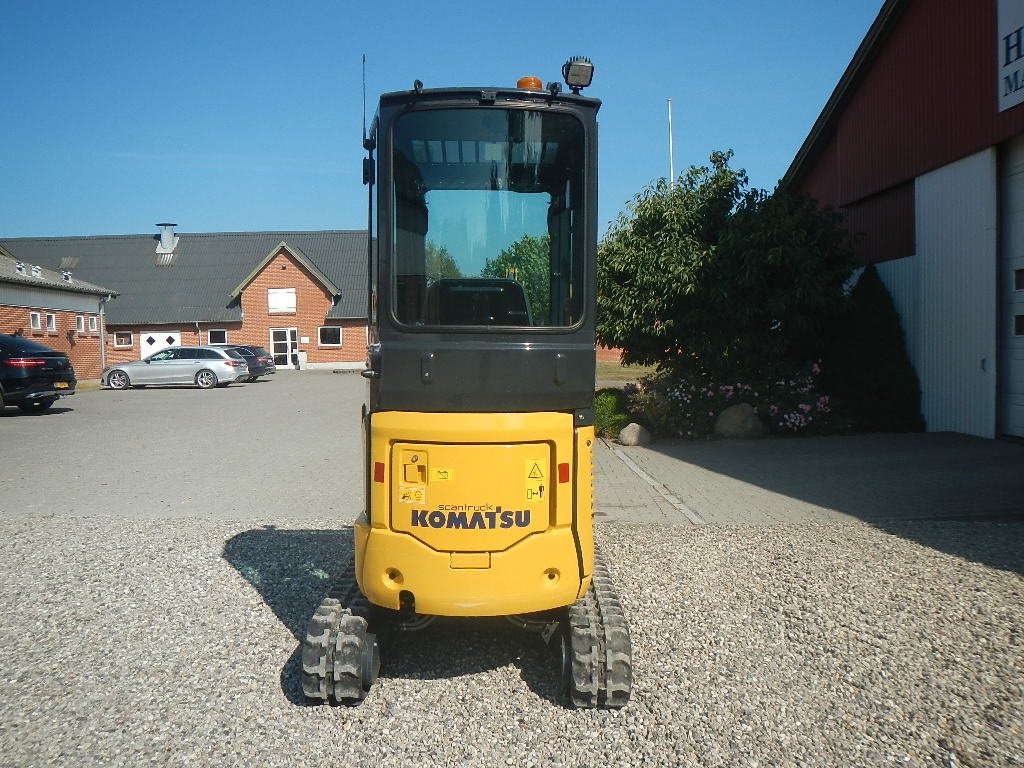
left=0, top=334, right=76, bottom=412
left=102, top=346, right=249, bottom=390
left=214, top=344, right=276, bottom=382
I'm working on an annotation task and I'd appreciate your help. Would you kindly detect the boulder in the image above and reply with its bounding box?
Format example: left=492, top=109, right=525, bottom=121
left=714, top=403, right=767, bottom=439
left=618, top=422, right=652, bottom=446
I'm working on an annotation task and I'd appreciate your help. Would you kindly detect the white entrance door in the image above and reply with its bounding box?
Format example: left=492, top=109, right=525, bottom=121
left=270, top=328, right=297, bottom=369
left=139, top=331, right=181, bottom=358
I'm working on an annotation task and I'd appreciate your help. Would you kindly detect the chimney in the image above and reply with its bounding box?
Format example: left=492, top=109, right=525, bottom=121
left=156, top=222, right=178, bottom=254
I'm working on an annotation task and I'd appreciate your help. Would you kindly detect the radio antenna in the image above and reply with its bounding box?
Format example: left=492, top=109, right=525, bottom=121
left=362, top=54, right=367, bottom=144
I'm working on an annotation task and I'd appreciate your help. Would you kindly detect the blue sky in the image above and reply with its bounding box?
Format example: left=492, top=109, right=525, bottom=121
left=1, top=1, right=882, bottom=238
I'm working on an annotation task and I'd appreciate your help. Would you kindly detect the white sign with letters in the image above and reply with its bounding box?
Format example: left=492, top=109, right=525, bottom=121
left=999, top=0, right=1024, bottom=111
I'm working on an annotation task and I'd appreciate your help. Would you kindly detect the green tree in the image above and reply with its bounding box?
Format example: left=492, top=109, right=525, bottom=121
left=597, top=151, right=745, bottom=372
left=482, top=234, right=550, bottom=323
left=597, top=150, right=854, bottom=380
left=709, top=188, right=855, bottom=377
left=425, top=241, right=462, bottom=279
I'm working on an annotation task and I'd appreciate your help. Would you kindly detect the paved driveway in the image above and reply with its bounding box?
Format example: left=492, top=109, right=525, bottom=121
left=615, top=432, right=1024, bottom=526
left=0, top=371, right=365, bottom=519
left=3, top=372, right=1022, bottom=534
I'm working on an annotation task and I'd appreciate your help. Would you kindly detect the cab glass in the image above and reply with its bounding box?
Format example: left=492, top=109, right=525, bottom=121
left=391, top=108, right=586, bottom=329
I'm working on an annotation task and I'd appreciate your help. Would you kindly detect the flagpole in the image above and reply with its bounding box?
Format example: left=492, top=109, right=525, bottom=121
left=667, top=98, right=675, bottom=189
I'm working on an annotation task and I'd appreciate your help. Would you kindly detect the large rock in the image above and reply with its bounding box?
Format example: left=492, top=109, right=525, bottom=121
left=618, top=422, right=652, bottom=446
left=714, top=403, right=767, bottom=439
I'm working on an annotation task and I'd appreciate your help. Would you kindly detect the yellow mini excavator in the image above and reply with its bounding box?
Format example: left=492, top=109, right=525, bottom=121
left=302, top=57, right=632, bottom=708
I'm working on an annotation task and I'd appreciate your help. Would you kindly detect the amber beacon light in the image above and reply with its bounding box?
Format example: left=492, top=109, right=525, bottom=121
left=517, top=75, right=543, bottom=91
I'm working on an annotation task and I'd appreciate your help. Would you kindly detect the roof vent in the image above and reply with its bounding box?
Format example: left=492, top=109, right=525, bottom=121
left=30, top=264, right=42, bottom=278
left=15, top=261, right=25, bottom=275
left=59, top=255, right=79, bottom=270
left=156, top=222, right=178, bottom=254
left=61, top=270, right=73, bottom=283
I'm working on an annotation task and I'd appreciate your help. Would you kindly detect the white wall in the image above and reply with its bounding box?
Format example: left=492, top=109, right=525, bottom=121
left=999, top=134, right=1024, bottom=437
left=877, top=148, right=998, bottom=438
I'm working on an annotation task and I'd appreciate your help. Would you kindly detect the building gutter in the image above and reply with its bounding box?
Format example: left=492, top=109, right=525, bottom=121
left=98, top=294, right=112, bottom=372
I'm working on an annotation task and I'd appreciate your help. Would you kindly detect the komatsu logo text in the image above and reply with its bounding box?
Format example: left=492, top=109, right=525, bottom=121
left=411, top=506, right=531, bottom=529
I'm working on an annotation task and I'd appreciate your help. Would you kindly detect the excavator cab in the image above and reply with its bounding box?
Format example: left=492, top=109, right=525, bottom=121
left=302, top=59, right=632, bottom=709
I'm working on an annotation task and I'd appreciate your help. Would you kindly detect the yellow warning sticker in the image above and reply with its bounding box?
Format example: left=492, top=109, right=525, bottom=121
left=399, top=487, right=425, bottom=504
left=525, top=459, right=546, bottom=502
left=431, top=467, right=453, bottom=482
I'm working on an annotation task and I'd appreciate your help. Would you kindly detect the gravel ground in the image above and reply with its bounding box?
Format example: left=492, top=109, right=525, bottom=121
left=1, top=514, right=1020, bottom=767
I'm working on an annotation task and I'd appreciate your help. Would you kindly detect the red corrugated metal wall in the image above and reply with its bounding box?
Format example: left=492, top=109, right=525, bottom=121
left=844, top=182, right=915, bottom=262
left=795, top=0, right=1024, bottom=262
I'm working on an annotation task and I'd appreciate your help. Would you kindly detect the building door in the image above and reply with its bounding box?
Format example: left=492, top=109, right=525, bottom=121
left=139, top=330, right=181, bottom=357
left=270, top=328, right=297, bottom=369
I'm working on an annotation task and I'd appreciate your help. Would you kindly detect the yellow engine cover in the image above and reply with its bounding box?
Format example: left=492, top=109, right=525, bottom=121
left=391, top=442, right=552, bottom=552
left=356, top=411, right=594, bottom=616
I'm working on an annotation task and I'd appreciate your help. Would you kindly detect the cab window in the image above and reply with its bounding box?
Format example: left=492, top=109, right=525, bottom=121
left=391, top=108, right=585, bottom=329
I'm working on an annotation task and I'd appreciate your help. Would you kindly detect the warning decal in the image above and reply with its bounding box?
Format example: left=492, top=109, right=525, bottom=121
left=399, top=487, right=425, bottom=504
left=525, top=459, right=545, bottom=501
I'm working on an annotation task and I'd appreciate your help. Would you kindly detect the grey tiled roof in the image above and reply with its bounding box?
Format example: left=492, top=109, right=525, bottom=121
left=0, top=231, right=369, bottom=324
left=0, top=252, right=116, bottom=297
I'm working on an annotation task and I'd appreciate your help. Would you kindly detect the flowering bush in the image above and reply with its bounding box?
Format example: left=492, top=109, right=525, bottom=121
left=624, top=362, right=842, bottom=438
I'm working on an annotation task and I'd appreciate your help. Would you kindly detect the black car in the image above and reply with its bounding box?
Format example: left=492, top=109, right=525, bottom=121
left=217, top=345, right=277, bottom=382
left=0, top=334, right=76, bottom=412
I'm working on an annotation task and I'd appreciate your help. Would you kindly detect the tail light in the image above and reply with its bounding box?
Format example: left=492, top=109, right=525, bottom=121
left=224, top=360, right=244, bottom=367
left=5, top=358, right=47, bottom=368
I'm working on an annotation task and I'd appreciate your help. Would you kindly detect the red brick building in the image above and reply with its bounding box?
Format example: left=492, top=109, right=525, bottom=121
left=0, top=227, right=368, bottom=374
left=0, top=249, right=117, bottom=378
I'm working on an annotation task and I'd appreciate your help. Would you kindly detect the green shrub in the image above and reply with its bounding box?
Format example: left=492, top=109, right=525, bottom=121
left=821, top=264, right=924, bottom=432
left=595, top=388, right=630, bottom=438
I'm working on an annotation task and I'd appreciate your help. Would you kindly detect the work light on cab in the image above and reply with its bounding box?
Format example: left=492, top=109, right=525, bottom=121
left=562, top=56, right=594, bottom=93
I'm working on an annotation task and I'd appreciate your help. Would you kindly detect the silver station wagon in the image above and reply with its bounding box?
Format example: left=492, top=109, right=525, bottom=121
left=102, top=346, right=250, bottom=390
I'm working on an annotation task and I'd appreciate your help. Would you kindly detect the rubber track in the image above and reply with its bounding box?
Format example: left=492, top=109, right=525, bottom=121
left=566, top=559, right=632, bottom=708
left=301, top=564, right=375, bottom=705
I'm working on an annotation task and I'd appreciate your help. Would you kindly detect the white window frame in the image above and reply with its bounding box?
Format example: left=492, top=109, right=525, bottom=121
left=45, top=313, right=56, bottom=332
left=268, top=287, right=296, bottom=314
left=88, top=316, right=98, bottom=333
left=29, top=311, right=41, bottom=330
left=76, top=315, right=85, bottom=333
left=318, top=325, right=342, bottom=347
left=113, top=331, right=133, bottom=348
left=208, top=329, right=228, bottom=344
